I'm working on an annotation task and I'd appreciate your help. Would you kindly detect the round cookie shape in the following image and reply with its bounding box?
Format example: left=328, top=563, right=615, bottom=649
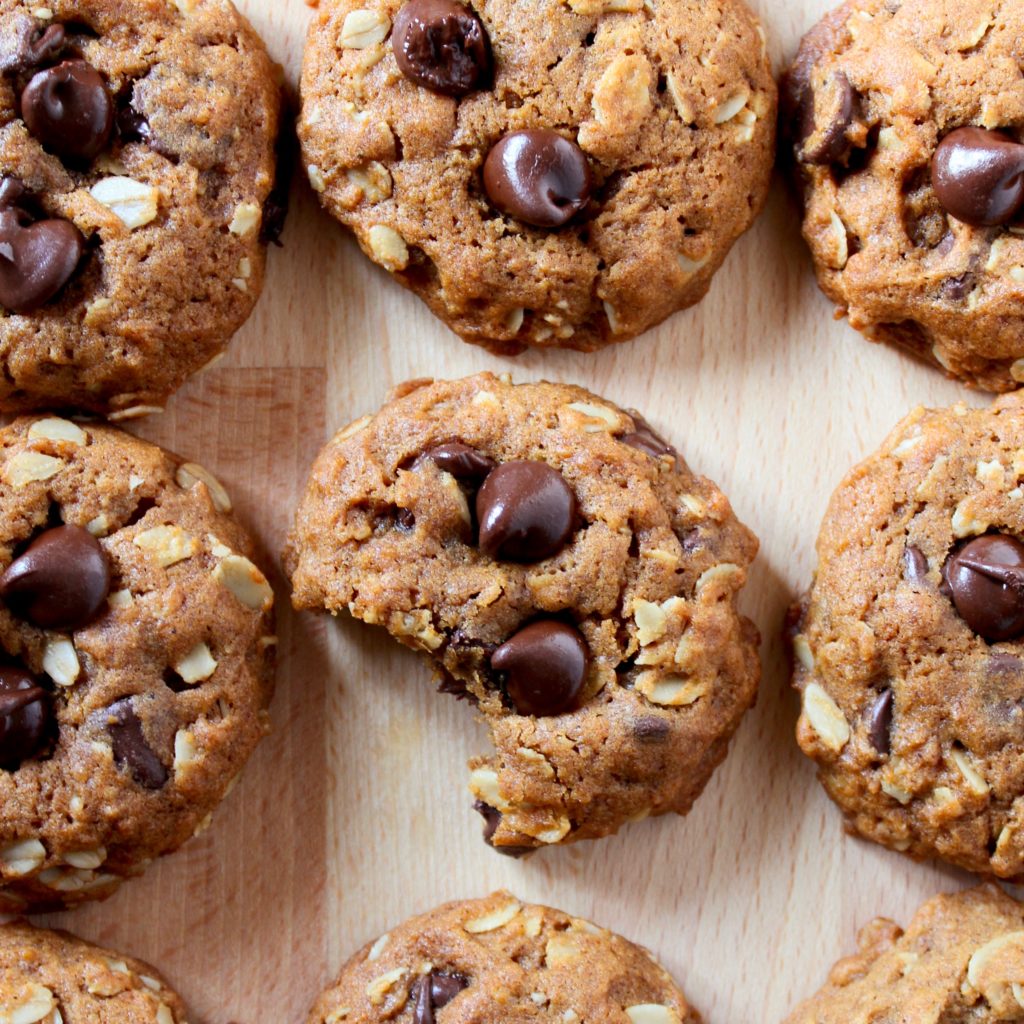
left=791, top=393, right=1024, bottom=879
left=298, top=0, right=776, bottom=355
left=0, top=921, right=189, bottom=1023
left=785, top=885, right=1024, bottom=1022
left=0, top=0, right=282, bottom=416
left=306, top=892, right=703, bottom=1024
left=287, top=374, right=760, bottom=852
left=0, top=416, right=275, bottom=911
left=783, top=0, right=1024, bottom=392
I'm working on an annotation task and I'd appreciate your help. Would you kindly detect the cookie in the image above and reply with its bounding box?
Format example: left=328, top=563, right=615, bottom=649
left=785, top=884, right=1024, bottom=1022
left=0, top=0, right=282, bottom=416
left=306, top=891, right=702, bottom=1024
left=0, top=415, right=275, bottom=911
left=298, top=0, right=775, bottom=355
left=788, top=393, right=1024, bottom=878
left=783, top=0, right=1024, bottom=392
left=0, top=920, right=189, bottom=1023
left=287, top=374, right=759, bottom=853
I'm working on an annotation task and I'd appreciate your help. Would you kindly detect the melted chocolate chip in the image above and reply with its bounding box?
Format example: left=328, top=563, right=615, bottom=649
left=393, top=0, right=491, bottom=97
left=989, top=651, right=1022, bottom=675
left=867, top=688, right=893, bottom=755
left=798, top=73, right=858, bottom=165
left=0, top=667, right=50, bottom=769
left=941, top=272, right=976, bottom=302
left=472, top=800, right=533, bottom=857
left=931, top=127, right=1024, bottom=227
left=421, top=442, right=496, bottom=481
left=21, top=59, right=113, bottom=161
left=621, top=411, right=677, bottom=461
left=0, top=182, right=85, bottom=313
left=0, top=21, right=66, bottom=74
left=943, top=534, right=1024, bottom=641
left=116, top=101, right=155, bottom=146
left=0, top=525, right=110, bottom=631
left=412, top=970, right=469, bottom=1024
left=903, top=544, right=929, bottom=584
left=476, top=461, right=576, bottom=562
left=483, top=130, right=593, bottom=228
left=107, top=699, right=168, bottom=789
left=491, top=620, right=589, bottom=716
left=634, top=715, right=670, bottom=742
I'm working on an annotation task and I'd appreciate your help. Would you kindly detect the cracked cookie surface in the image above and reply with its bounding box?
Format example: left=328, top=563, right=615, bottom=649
left=0, top=416, right=275, bottom=911
left=287, top=374, right=759, bottom=853
left=307, top=891, right=702, bottom=1024
left=784, top=0, right=1024, bottom=392
left=791, top=393, right=1024, bottom=878
left=298, top=0, right=775, bottom=355
left=0, top=0, right=281, bottom=416
left=785, top=884, right=1024, bottom=1023
left=0, top=920, right=189, bottom=1023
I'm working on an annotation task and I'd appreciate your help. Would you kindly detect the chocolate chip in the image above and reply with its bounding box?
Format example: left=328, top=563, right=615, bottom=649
left=0, top=201, right=85, bottom=314
left=491, top=620, right=588, bottom=716
left=989, top=651, right=1022, bottom=675
left=412, top=970, right=469, bottom=1024
left=393, top=0, right=491, bottom=97
left=931, top=127, right=1024, bottom=227
left=21, top=59, right=113, bottom=162
left=476, top=461, right=576, bottom=562
left=421, top=442, right=496, bottom=481
left=116, top=101, right=155, bottom=146
left=1, top=21, right=66, bottom=74
left=941, top=272, right=976, bottom=302
left=0, top=525, right=110, bottom=631
left=943, top=534, right=1024, bottom=641
left=24, top=23, right=65, bottom=69
left=472, top=800, right=532, bottom=857
left=903, top=544, right=929, bottom=583
left=483, top=130, right=592, bottom=229
left=106, top=699, right=168, bottom=789
left=0, top=668, right=50, bottom=769
left=867, top=688, right=893, bottom=755
left=797, top=73, right=858, bottom=165
left=621, top=411, right=677, bottom=461
left=634, top=715, right=670, bottom=742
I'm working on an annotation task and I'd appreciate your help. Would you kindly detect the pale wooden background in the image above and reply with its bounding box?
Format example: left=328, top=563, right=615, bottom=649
left=34, top=1, right=996, bottom=1021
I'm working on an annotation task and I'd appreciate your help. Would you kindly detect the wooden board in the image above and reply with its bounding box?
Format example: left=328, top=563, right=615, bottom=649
left=34, top=1, right=995, bottom=1020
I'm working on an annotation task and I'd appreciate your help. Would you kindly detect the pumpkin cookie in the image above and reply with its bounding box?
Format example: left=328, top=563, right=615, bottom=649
left=0, top=415, right=275, bottom=911
left=784, top=0, right=1024, bottom=391
left=307, top=892, right=702, bottom=1024
left=786, top=885, right=1024, bottom=1023
left=287, top=374, right=759, bottom=853
left=791, top=392, right=1024, bottom=878
left=299, top=0, right=775, bottom=354
left=0, top=920, right=189, bottom=1023
left=0, top=0, right=281, bottom=415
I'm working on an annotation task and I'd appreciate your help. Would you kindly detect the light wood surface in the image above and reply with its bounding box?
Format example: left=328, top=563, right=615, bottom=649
left=33, top=1, right=997, bottom=1020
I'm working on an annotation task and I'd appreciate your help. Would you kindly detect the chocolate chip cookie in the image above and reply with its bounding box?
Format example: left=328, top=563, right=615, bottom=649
left=298, top=0, right=775, bottom=355
left=306, top=892, right=702, bottom=1024
left=786, top=884, right=1024, bottom=1023
left=0, top=415, right=275, bottom=911
left=788, top=393, right=1024, bottom=878
left=784, top=0, right=1024, bottom=392
left=0, top=0, right=282, bottom=416
left=287, top=374, right=759, bottom=853
left=0, top=920, right=189, bottom=1022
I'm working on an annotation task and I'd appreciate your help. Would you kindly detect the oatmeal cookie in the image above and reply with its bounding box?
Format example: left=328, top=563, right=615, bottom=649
left=287, top=374, right=759, bottom=853
left=0, top=415, right=275, bottom=910
left=299, top=0, right=775, bottom=354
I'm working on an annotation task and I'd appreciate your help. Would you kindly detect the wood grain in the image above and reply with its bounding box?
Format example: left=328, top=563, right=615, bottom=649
left=28, top=1, right=997, bottom=1021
